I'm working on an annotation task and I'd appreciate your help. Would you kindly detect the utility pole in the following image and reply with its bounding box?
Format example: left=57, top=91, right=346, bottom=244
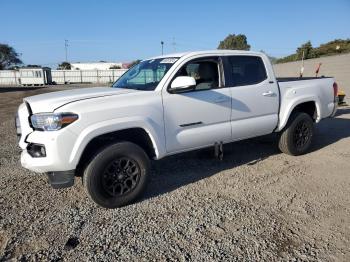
left=161, top=41, right=164, bottom=55
left=64, top=39, right=69, bottom=62
left=171, top=37, right=176, bottom=52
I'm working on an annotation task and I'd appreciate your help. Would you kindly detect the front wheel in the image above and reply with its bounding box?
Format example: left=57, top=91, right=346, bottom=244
left=83, top=142, right=150, bottom=208
left=278, top=112, right=314, bottom=156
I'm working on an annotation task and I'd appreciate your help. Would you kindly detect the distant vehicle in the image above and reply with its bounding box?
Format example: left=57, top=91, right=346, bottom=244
left=15, top=50, right=338, bottom=208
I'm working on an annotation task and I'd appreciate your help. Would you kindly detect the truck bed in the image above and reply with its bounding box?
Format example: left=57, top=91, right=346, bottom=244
left=276, top=76, right=336, bottom=131
left=277, top=76, right=332, bottom=82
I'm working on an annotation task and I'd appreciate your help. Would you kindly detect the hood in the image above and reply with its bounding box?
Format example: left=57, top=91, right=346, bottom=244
left=24, top=87, right=138, bottom=113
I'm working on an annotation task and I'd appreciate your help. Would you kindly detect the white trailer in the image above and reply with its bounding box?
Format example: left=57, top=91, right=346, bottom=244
left=19, top=68, right=52, bottom=86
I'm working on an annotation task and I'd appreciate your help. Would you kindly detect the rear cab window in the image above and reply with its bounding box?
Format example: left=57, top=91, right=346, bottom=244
left=224, top=56, right=267, bottom=87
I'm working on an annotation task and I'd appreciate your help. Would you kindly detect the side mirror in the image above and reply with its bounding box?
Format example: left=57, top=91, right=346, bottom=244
left=170, top=76, right=196, bottom=93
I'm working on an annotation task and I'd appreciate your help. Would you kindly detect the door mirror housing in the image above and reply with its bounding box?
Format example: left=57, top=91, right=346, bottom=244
left=170, top=76, right=196, bottom=93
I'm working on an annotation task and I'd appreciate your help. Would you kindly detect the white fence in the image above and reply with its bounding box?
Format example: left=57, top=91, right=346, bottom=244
left=51, top=69, right=127, bottom=84
left=0, top=70, right=21, bottom=85
left=0, top=69, right=128, bottom=86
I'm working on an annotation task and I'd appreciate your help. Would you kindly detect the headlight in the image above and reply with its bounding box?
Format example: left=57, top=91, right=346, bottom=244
left=30, top=113, right=78, bottom=131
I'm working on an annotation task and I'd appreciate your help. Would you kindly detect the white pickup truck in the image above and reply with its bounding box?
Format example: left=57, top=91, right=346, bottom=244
left=16, top=50, right=338, bottom=208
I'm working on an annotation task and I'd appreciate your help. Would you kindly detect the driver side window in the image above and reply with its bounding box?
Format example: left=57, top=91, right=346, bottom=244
left=174, top=59, right=220, bottom=91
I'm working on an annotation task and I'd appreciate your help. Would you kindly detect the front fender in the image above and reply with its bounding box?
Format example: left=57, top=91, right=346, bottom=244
left=68, top=116, right=166, bottom=167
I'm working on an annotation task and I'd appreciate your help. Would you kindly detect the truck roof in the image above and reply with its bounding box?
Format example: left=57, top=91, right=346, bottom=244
left=148, top=50, right=263, bottom=60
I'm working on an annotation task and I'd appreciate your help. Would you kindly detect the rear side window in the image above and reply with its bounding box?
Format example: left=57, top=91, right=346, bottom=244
left=226, top=56, right=267, bottom=86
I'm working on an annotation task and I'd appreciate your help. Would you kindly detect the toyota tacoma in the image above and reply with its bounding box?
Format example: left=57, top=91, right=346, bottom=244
left=16, top=50, right=338, bottom=208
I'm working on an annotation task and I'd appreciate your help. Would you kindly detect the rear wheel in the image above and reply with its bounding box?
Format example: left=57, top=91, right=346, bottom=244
left=83, top=142, right=150, bottom=208
left=278, top=112, right=314, bottom=156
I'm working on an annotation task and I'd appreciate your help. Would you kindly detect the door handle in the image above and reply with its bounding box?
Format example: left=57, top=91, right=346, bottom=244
left=214, top=96, right=229, bottom=103
left=262, top=91, right=276, bottom=97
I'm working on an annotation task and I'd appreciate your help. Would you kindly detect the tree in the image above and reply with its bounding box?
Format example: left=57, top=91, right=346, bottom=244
left=276, top=38, right=350, bottom=64
left=218, top=34, right=250, bottom=50
left=0, top=44, right=22, bottom=70
left=275, top=54, right=298, bottom=63
left=315, top=39, right=350, bottom=56
left=26, top=64, right=42, bottom=68
left=57, top=62, right=71, bottom=70
left=276, top=41, right=320, bottom=63
left=109, top=65, right=121, bottom=69
left=296, top=41, right=317, bottom=60
left=7, top=66, right=21, bottom=70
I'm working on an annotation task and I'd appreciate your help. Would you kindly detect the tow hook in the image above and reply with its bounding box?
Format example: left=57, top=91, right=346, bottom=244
left=214, top=142, right=224, bottom=160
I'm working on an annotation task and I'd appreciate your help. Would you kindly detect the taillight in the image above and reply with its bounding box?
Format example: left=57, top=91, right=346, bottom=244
left=333, top=82, right=338, bottom=98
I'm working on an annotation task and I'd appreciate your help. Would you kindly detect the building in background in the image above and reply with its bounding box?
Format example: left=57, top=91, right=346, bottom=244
left=70, top=61, right=123, bottom=70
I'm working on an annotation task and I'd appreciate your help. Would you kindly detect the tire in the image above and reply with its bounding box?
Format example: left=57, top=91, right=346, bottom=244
left=278, top=112, right=314, bottom=156
left=83, top=141, right=150, bottom=208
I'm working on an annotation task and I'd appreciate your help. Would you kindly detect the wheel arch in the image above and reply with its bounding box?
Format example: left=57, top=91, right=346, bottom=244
left=277, top=99, right=320, bottom=131
left=74, top=127, right=158, bottom=177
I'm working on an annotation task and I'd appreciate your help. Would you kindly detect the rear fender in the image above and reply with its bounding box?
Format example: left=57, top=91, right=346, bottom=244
left=277, top=96, right=321, bottom=132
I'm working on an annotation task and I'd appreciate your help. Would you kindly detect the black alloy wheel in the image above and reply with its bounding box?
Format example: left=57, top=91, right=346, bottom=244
left=101, top=157, right=141, bottom=197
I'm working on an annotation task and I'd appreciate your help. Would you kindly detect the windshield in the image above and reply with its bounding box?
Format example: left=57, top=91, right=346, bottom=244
left=112, top=57, right=178, bottom=90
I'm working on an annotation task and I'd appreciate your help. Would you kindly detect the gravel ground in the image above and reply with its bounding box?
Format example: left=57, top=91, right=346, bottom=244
left=0, top=85, right=349, bottom=261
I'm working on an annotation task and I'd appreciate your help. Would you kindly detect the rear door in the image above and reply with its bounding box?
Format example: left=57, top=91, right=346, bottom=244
left=223, top=55, right=279, bottom=140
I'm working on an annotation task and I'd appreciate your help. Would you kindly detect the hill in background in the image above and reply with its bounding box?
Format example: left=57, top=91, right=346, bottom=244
left=276, top=39, right=350, bottom=64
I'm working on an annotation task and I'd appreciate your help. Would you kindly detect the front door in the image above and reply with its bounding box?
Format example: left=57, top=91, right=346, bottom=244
left=162, top=57, right=232, bottom=153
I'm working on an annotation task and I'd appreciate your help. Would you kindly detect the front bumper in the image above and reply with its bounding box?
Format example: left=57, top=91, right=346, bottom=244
left=19, top=129, right=78, bottom=173
left=17, top=103, right=79, bottom=187
left=47, top=170, right=75, bottom=189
